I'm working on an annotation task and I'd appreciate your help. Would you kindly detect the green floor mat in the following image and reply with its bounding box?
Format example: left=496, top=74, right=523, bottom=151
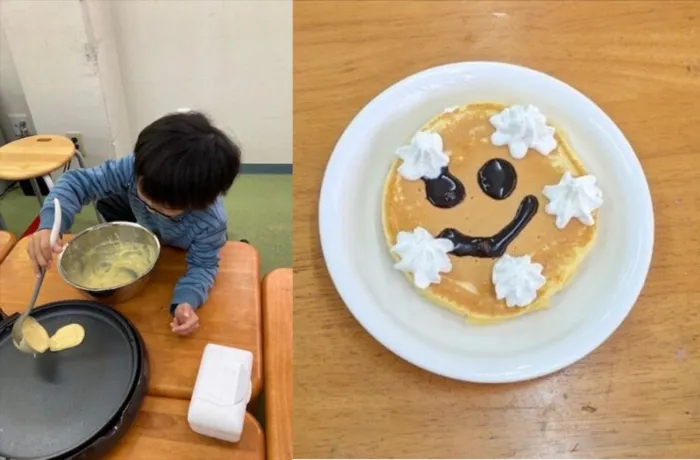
left=0, top=174, right=291, bottom=276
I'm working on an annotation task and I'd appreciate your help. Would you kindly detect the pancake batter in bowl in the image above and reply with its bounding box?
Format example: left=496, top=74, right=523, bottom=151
left=70, top=241, right=155, bottom=290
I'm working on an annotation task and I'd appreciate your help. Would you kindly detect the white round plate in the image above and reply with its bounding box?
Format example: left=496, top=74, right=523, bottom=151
left=319, top=62, right=653, bottom=383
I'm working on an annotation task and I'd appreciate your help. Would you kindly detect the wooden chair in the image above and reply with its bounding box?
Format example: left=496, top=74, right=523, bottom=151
left=262, top=268, right=292, bottom=460
left=0, top=231, right=17, bottom=264
left=105, top=397, right=265, bottom=460
left=0, top=134, right=90, bottom=231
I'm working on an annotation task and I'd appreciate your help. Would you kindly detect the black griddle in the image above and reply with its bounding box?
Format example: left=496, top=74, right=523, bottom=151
left=0, top=301, right=148, bottom=460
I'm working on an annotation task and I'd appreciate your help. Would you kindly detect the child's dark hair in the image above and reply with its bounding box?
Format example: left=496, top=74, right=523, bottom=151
left=134, top=111, right=241, bottom=210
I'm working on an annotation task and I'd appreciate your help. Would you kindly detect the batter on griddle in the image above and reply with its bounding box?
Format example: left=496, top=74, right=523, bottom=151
left=17, top=319, right=85, bottom=353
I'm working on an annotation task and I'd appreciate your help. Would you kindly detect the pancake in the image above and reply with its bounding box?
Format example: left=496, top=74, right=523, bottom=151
left=382, top=103, right=598, bottom=322
left=49, top=324, right=86, bottom=352
left=21, top=317, right=50, bottom=353
left=15, top=317, right=85, bottom=354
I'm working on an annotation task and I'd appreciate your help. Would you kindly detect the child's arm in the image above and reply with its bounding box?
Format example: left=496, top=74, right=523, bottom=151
left=28, top=156, right=134, bottom=275
left=169, top=223, right=227, bottom=313
left=39, top=155, right=134, bottom=233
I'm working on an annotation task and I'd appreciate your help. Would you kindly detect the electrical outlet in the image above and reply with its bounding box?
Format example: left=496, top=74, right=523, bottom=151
left=8, top=114, right=33, bottom=138
left=65, top=131, right=86, bottom=155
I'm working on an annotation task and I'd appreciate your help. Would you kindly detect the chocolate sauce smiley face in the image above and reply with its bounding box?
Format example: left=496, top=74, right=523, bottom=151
left=422, top=157, right=539, bottom=258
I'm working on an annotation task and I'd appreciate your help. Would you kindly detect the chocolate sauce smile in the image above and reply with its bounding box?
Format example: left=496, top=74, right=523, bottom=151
left=437, top=195, right=539, bottom=258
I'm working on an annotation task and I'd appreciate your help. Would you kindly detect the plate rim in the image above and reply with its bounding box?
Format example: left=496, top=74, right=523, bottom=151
left=318, top=61, right=654, bottom=383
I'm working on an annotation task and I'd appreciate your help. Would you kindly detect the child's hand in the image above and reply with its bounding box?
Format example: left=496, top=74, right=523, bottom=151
left=171, top=303, right=199, bottom=336
left=27, top=229, right=63, bottom=277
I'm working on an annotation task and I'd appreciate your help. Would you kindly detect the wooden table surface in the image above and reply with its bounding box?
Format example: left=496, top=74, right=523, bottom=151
left=0, top=135, right=75, bottom=181
left=294, top=1, right=700, bottom=458
left=0, top=231, right=16, bottom=264
left=105, top=397, right=264, bottom=460
left=0, top=237, right=263, bottom=400
left=262, top=269, right=293, bottom=460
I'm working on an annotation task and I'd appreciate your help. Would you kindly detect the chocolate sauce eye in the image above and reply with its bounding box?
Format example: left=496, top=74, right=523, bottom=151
left=422, top=167, right=465, bottom=209
left=477, top=158, right=517, bottom=200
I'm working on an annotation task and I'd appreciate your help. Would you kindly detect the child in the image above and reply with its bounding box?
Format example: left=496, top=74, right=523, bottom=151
left=27, top=111, right=241, bottom=336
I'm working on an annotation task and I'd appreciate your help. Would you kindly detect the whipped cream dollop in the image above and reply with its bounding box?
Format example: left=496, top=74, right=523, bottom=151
left=391, top=227, right=454, bottom=290
left=543, top=172, right=603, bottom=229
left=489, top=105, right=557, bottom=159
left=492, top=254, right=546, bottom=308
left=396, top=131, right=449, bottom=180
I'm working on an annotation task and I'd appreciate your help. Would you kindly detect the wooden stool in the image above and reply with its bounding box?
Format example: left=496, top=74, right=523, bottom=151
left=262, top=268, right=292, bottom=460
left=0, top=134, right=88, bottom=230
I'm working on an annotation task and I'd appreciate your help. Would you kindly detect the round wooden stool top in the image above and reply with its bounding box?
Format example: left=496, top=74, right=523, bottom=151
left=0, top=135, right=75, bottom=180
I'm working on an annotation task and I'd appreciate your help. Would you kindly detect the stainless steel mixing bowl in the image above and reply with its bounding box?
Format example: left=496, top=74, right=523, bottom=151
left=57, top=221, right=161, bottom=304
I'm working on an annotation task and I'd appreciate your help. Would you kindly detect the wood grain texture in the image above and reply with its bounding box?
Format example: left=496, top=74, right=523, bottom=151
left=0, top=135, right=75, bottom=180
left=0, top=238, right=263, bottom=400
left=294, top=1, right=700, bottom=458
left=262, top=268, right=293, bottom=460
left=0, top=231, right=16, bottom=264
left=105, top=396, right=264, bottom=460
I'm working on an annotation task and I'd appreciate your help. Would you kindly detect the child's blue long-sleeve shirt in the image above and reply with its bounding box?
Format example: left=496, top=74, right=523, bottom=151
left=38, top=154, right=228, bottom=312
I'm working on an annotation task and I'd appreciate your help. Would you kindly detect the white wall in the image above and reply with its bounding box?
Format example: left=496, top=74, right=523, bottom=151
left=110, top=0, right=292, bottom=164
left=83, top=0, right=133, bottom=160
left=0, top=29, right=33, bottom=141
left=0, top=30, right=27, bottom=193
left=0, top=0, right=292, bottom=165
left=1, top=0, right=119, bottom=166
